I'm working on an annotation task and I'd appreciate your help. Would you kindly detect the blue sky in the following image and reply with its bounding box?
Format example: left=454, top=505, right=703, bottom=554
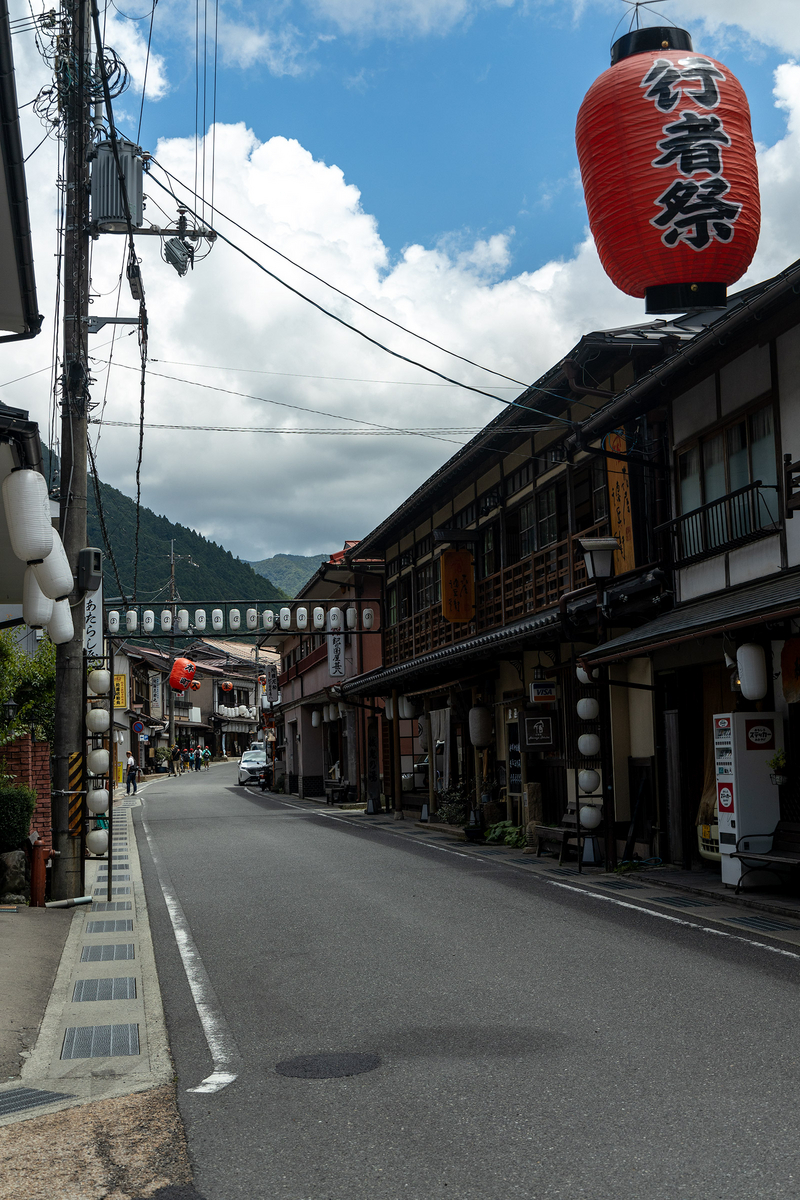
left=129, top=1, right=790, bottom=278
left=8, top=1, right=800, bottom=563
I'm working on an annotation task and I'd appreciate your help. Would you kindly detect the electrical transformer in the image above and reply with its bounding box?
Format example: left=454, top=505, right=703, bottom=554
left=91, top=139, right=144, bottom=231
left=714, top=712, right=783, bottom=887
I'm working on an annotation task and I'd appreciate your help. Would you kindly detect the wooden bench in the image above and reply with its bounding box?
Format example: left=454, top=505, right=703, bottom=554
left=324, top=780, right=356, bottom=806
left=534, top=800, right=583, bottom=866
left=730, top=822, right=800, bottom=893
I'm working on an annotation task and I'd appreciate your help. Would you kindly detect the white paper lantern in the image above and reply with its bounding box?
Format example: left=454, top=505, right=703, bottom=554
left=47, top=598, right=74, bottom=645
left=260, top=695, right=270, bottom=710
left=296, top=607, right=308, bottom=630
left=576, top=666, right=599, bottom=686
left=88, top=669, right=110, bottom=695
left=262, top=610, right=275, bottom=631
left=87, top=747, right=109, bottom=774
left=212, top=609, right=223, bottom=630
left=280, top=607, right=291, bottom=630
left=177, top=609, right=190, bottom=631
left=161, top=610, right=172, bottom=632
left=468, top=705, right=492, bottom=747
left=142, top=610, right=155, bottom=633
left=384, top=697, right=393, bottom=721
left=33, top=532, right=73, bottom=600
left=229, top=609, right=241, bottom=630
left=194, top=609, right=206, bottom=631
left=578, top=733, right=601, bottom=757
left=238, top=704, right=248, bottom=717
left=322, top=706, right=330, bottom=722
left=311, top=709, right=322, bottom=728
left=399, top=695, right=416, bottom=721
left=578, top=769, right=601, bottom=793
left=580, top=805, right=602, bottom=830
left=313, top=607, right=325, bottom=630
left=362, top=608, right=374, bottom=630
left=86, top=707, right=110, bottom=733
left=328, top=607, right=343, bottom=631
left=576, top=697, right=600, bottom=721
left=737, top=643, right=767, bottom=701
left=86, top=828, right=108, bottom=855
left=346, top=607, right=357, bottom=630
left=126, top=610, right=138, bottom=632
left=87, top=788, right=109, bottom=815
left=246, top=608, right=258, bottom=630
left=107, top=610, right=120, bottom=634
left=23, top=566, right=53, bottom=628
left=2, top=468, right=53, bottom=563
left=329, top=704, right=339, bottom=721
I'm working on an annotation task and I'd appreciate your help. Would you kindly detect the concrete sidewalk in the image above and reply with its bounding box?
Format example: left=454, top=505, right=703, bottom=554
left=0, top=787, right=200, bottom=1200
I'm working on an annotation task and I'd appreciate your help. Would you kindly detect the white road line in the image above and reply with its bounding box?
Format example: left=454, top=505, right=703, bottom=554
left=140, top=805, right=242, bottom=1094
left=548, top=880, right=800, bottom=960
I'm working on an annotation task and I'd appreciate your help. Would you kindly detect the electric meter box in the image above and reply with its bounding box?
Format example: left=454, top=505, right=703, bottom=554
left=713, top=712, right=783, bottom=886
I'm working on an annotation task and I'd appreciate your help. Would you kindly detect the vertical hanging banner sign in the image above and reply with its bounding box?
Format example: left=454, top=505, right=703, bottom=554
left=441, top=550, right=475, bottom=623
left=605, top=432, right=636, bottom=575
left=264, top=661, right=279, bottom=701
left=84, top=580, right=103, bottom=658
left=327, top=614, right=345, bottom=678
left=114, top=673, right=127, bottom=709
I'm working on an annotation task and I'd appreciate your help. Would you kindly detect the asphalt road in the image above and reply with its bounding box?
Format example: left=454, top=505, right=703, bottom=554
left=135, top=765, right=800, bottom=1200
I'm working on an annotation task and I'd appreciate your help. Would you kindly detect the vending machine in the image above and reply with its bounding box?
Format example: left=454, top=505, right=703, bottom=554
left=713, top=712, right=783, bottom=886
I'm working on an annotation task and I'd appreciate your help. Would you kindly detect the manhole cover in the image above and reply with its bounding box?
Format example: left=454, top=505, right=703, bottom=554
left=275, top=1052, right=381, bottom=1079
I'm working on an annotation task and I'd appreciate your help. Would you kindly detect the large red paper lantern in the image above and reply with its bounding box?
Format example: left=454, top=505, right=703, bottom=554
left=576, top=26, right=760, bottom=312
left=169, top=658, right=196, bottom=692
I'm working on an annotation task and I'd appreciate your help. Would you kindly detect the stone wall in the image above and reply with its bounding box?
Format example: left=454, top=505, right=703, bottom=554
left=1, top=735, right=52, bottom=853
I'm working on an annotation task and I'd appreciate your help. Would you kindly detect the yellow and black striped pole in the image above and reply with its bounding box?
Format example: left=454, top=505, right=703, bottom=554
left=68, top=753, right=83, bottom=836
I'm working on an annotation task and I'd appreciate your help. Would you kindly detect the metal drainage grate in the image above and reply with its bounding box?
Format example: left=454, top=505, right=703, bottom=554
left=86, top=920, right=133, bottom=934
left=275, top=1052, right=381, bottom=1079
left=72, top=977, right=137, bottom=1002
left=80, top=944, right=135, bottom=962
left=90, top=901, right=131, bottom=912
left=547, top=867, right=579, bottom=877
left=653, top=894, right=713, bottom=909
left=0, top=1087, right=74, bottom=1116
left=728, top=915, right=798, bottom=933
left=61, top=1024, right=139, bottom=1059
left=93, top=887, right=130, bottom=896
left=95, top=874, right=130, bottom=881
left=598, top=879, right=643, bottom=891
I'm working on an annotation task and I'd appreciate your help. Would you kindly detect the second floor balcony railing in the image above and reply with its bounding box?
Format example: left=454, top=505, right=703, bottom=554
left=384, top=520, right=608, bottom=667
left=658, top=481, right=781, bottom=568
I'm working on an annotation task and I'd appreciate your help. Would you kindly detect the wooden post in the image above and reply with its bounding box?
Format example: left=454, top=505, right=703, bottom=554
left=424, top=698, right=435, bottom=820
left=391, top=688, right=403, bottom=820
left=471, top=686, right=482, bottom=824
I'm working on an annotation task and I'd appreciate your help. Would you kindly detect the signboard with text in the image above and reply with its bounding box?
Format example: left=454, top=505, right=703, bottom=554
left=606, top=431, right=636, bottom=576
left=84, top=581, right=103, bottom=658
left=327, top=613, right=345, bottom=678
left=441, top=549, right=475, bottom=623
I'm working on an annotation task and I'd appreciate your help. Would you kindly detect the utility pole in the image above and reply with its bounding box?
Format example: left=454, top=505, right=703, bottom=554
left=168, top=540, right=175, bottom=747
left=52, top=0, right=92, bottom=899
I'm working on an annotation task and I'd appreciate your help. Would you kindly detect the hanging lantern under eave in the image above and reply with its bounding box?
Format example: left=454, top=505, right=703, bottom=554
left=23, top=566, right=53, bottom=629
left=575, top=26, right=760, bottom=313
left=221, top=681, right=233, bottom=692
left=47, top=597, right=74, bottom=645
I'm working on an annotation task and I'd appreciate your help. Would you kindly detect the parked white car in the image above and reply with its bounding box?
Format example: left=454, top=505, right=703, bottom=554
left=238, top=750, right=266, bottom=785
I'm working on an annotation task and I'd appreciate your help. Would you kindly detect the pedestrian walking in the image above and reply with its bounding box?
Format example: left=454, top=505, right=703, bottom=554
left=170, top=744, right=180, bottom=776
left=202, top=746, right=211, bottom=770
left=125, top=751, right=139, bottom=795
left=181, top=747, right=190, bottom=774
left=194, top=747, right=202, bottom=771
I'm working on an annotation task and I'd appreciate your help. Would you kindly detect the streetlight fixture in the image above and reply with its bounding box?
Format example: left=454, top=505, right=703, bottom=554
left=579, top=537, right=619, bottom=581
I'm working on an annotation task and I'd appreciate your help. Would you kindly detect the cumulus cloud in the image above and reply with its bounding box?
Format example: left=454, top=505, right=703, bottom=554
left=304, top=0, right=513, bottom=38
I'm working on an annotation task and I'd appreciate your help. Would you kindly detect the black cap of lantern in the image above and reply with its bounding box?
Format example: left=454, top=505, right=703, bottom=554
left=610, top=26, right=693, bottom=66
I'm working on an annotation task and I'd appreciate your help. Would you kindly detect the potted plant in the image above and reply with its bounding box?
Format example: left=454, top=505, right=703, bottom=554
left=767, top=749, right=788, bottom=786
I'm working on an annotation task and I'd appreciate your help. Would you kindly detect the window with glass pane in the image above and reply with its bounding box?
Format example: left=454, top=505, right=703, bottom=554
left=481, top=527, right=496, bottom=578
left=537, top=487, right=557, bottom=547
left=388, top=587, right=397, bottom=627
left=678, top=447, right=703, bottom=557
left=750, top=407, right=778, bottom=525
left=415, top=560, right=440, bottom=611
left=519, top=499, right=536, bottom=557
left=592, top=460, right=608, bottom=522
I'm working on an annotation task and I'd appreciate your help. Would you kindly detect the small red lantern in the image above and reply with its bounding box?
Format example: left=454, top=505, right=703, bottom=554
left=190, top=679, right=201, bottom=691
left=221, top=681, right=233, bottom=692
left=169, top=658, right=196, bottom=692
left=576, top=26, right=759, bottom=312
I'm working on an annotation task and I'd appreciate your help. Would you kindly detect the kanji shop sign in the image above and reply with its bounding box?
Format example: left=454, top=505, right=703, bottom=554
left=606, top=431, right=636, bottom=576
left=441, top=549, right=475, bottom=624
left=576, top=34, right=759, bottom=307
left=327, top=612, right=345, bottom=678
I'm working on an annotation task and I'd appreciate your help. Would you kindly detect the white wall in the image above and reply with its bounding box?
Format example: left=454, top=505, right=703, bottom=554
left=672, top=375, right=716, bottom=446
left=720, top=343, right=771, bottom=416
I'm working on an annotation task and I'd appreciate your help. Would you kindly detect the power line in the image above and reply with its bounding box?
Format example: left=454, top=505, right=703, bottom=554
left=147, top=159, right=528, bottom=388
left=145, top=357, right=521, bottom=389
left=146, top=168, right=576, bottom=429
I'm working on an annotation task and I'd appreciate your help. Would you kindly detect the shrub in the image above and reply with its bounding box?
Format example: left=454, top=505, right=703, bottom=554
left=433, top=784, right=470, bottom=826
left=485, top=820, right=526, bottom=849
left=0, top=783, right=37, bottom=853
